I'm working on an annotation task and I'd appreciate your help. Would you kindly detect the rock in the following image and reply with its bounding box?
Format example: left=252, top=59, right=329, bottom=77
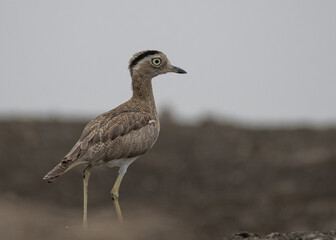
left=223, top=231, right=336, bottom=240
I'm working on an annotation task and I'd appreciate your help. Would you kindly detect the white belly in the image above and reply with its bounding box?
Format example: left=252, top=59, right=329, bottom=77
left=105, top=157, right=138, bottom=174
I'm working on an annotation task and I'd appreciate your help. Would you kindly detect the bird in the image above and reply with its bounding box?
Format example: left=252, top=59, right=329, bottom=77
left=43, top=50, right=186, bottom=228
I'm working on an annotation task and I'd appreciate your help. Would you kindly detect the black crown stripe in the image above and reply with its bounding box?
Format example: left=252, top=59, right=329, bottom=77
left=129, top=50, right=160, bottom=69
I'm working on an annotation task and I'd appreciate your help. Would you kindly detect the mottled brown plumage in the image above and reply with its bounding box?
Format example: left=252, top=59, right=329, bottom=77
left=43, top=102, right=160, bottom=180
left=43, top=50, right=186, bottom=226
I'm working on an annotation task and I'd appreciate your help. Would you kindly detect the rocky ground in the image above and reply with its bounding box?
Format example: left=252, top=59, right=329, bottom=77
left=223, top=231, right=336, bottom=240
left=0, top=116, right=335, bottom=239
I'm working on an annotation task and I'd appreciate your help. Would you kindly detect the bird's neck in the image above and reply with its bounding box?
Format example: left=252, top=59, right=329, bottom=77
left=131, top=75, right=157, bottom=116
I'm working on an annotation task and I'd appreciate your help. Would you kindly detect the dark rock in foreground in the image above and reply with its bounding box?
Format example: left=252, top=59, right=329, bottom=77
left=224, top=231, right=336, bottom=240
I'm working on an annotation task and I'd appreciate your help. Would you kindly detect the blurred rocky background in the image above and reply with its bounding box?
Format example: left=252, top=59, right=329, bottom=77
left=1, top=113, right=336, bottom=240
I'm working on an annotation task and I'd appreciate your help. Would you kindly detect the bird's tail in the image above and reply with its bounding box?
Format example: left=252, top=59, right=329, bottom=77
left=43, top=160, right=83, bottom=182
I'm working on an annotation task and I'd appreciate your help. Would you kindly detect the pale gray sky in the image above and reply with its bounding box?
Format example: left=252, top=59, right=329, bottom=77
left=1, top=1, right=335, bottom=125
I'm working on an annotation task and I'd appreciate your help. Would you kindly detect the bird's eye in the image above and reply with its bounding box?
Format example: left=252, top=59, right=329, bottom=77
left=151, top=58, right=162, bottom=66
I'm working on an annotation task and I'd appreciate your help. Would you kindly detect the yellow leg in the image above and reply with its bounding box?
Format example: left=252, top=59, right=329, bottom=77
left=111, top=172, right=125, bottom=224
left=83, top=166, right=91, bottom=230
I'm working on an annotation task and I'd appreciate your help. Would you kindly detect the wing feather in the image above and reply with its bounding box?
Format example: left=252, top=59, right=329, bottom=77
left=62, top=111, right=156, bottom=165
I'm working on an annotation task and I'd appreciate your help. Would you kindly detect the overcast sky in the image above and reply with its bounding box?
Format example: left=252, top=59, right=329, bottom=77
left=1, top=1, right=335, bottom=125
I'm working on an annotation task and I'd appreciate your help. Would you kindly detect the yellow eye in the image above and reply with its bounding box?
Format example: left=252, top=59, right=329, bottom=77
left=151, top=58, right=162, bottom=66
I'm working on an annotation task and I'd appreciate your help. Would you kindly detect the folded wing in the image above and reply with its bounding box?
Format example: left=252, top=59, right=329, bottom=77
left=43, top=111, right=159, bottom=181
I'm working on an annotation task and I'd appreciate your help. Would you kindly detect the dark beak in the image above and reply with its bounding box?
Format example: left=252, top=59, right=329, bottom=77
left=171, top=65, right=187, bottom=74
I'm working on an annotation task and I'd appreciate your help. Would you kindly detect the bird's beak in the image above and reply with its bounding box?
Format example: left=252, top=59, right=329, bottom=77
left=170, top=65, right=187, bottom=74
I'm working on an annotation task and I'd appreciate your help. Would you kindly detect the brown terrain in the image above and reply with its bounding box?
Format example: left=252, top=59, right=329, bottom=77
left=0, top=114, right=336, bottom=239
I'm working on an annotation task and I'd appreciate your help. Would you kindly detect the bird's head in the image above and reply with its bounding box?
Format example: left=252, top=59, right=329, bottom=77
left=129, top=50, right=186, bottom=79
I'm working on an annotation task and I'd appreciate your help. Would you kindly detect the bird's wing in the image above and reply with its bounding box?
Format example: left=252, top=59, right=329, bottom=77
left=43, top=110, right=159, bottom=181
left=61, top=111, right=156, bottom=165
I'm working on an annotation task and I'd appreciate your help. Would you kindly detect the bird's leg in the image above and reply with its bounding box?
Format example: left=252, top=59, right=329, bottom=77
left=110, top=159, right=136, bottom=224
left=111, top=171, right=126, bottom=224
left=83, top=166, right=91, bottom=230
